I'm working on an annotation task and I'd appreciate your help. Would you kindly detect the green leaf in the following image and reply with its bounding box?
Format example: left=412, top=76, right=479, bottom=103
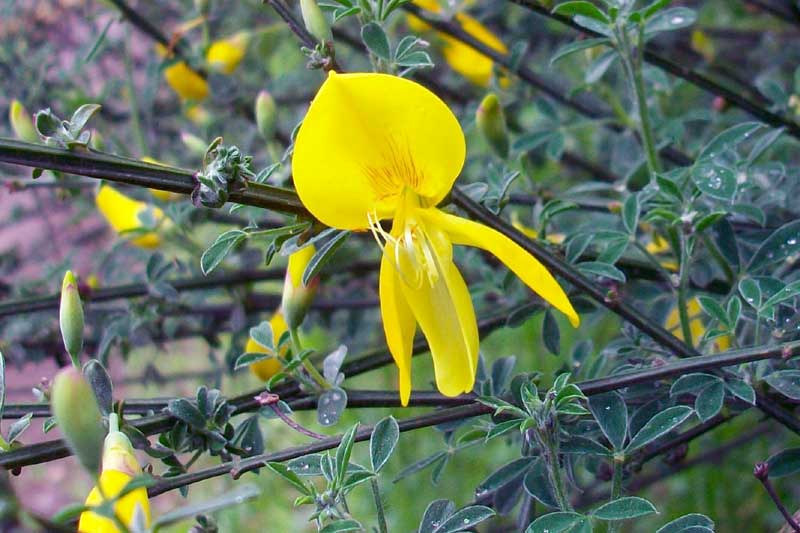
left=370, top=416, right=399, bottom=472
left=514, top=131, right=556, bottom=152
left=622, top=194, right=639, bottom=235
left=266, top=462, right=311, bottom=495
left=577, top=261, right=626, bottom=282
left=767, top=448, right=800, bottom=478
left=561, top=436, right=612, bottom=456
left=7, top=413, right=32, bottom=443
left=69, top=103, right=102, bottom=136
left=526, top=512, right=587, bottom=533
left=747, top=127, right=785, bottom=165
left=585, top=49, right=618, bottom=84
left=656, top=513, right=714, bottom=533
left=642, top=0, right=671, bottom=19
left=542, top=310, right=561, bottom=355
left=747, top=220, right=800, bottom=272
left=592, top=496, right=657, bottom=520
left=419, top=500, right=455, bottom=532
left=692, top=163, right=736, bottom=201
left=361, top=22, right=391, bottom=61
left=320, top=519, right=363, bottom=533
left=234, top=352, right=273, bottom=371
left=588, top=391, right=628, bottom=451
left=764, top=371, right=800, bottom=400
left=166, top=398, right=206, bottom=429
left=317, top=387, right=348, bottom=426
left=486, top=419, right=523, bottom=441
left=249, top=321, right=274, bottom=351
left=201, top=229, right=247, bottom=275
left=553, top=1, right=609, bottom=22
left=694, top=381, right=725, bottom=422
left=550, top=37, right=610, bottom=65
left=476, top=458, right=530, bottom=493
left=625, top=405, right=693, bottom=452
left=336, top=423, right=359, bottom=486
left=83, top=360, right=113, bottom=416
left=698, top=121, right=762, bottom=161
left=670, top=373, right=722, bottom=397
left=759, top=279, right=800, bottom=311
left=725, top=379, right=755, bottom=405
left=435, top=506, right=495, bottom=532
left=152, top=484, right=260, bottom=531
left=523, top=458, right=560, bottom=509
left=697, top=296, right=730, bottom=328
left=644, top=7, right=696, bottom=35
left=738, top=278, right=762, bottom=309
left=302, top=230, right=350, bottom=285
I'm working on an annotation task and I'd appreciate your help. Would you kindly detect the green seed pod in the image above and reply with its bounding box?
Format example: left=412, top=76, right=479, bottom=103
left=9, top=100, right=38, bottom=143
left=255, top=90, right=278, bottom=142
left=60, top=270, right=85, bottom=365
left=299, top=0, right=332, bottom=44
left=51, top=367, right=105, bottom=476
left=476, top=93, right=509, bottom=159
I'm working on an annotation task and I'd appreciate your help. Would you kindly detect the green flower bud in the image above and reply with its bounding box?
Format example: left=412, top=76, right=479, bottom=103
left=476, top=93, right=509, bottom=159
left=282, top=245, right=319, bottom=329
left=181, top=131, right=209, bottom=157
left=60, top=270, right=85, bottom=365
left=9, top=100, right=38, bottom=143
left=299, top=0, right=332, bottom=44
left=51, top=367, right=105, bottom=476
left=255, top=90, right=278, bottom=142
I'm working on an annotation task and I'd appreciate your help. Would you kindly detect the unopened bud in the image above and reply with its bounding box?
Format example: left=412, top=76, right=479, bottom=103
left=248, top=312, right=288, bottom=381
left=51, top=367, right=105, bottom=475
left=60, top=270, right=85, bottom=365
left=281, top=245, right=318, bottom=329
left=255, top=90, right=278, bottom=142
left=712, top=96, right=728, bottom=113
left=476, top=93, right=509, bottom=158
left=101, top=414, right=140, bottom=477
left=181, top=131, right=209, bottom=157
left=9, top=100, right=38, bottom=143
left=300, top=0, right=332, bottom=44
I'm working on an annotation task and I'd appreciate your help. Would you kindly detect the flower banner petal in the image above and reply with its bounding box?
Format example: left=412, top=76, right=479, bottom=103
left=426, top=208, right=580, bottom=327
left=292, top=72, right=466, bottom=230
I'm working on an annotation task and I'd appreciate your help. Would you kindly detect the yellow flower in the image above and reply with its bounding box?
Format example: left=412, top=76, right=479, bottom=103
left=163, top=60, right=210, bottom=101
left=78, top=415, right=151, bottom=533
left=248, top=311, right=288, bottom=381
left=95, top=184, right=166, bottom=249
left=292, top=72, right=578, bottom=404
left=665, top=297, right=730, bottom=351
left=141, top=157, right=183, bottom=201
left=282, top=245, right=319, bottom=329
left=645, top=234, right=678, bottom=272
left=206, top=32, right=249, bottom=74
left=409, top=0, right=508, bottom=87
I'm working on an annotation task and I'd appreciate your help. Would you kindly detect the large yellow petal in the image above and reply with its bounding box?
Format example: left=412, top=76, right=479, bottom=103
left=424, top=208, right=580, bottom=327
left=379, top=252, right=417, bottom=405
left=78, top=470, right=151, bottom=533
left=388, top=221, right=478, bottom=397
left=292, top=72, right=466, bottom=230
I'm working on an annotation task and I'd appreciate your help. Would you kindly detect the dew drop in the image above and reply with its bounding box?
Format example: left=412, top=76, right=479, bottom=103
left=670, top=15, right=684, bottom=24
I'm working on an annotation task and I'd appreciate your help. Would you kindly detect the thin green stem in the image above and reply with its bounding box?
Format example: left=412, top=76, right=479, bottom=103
left=370, top=478, right=389, bottom=533
left=677, top=233, right=694, bottom=348
left=289, top=327, right=329, bottom=391
left=632, top=240, right=676, bottom=289
left=607, top=459, right=624, bottom=533
left=123, top=27, right=147, bottom=156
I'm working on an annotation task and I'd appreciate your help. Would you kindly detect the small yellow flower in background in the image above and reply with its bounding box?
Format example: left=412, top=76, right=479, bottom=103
left=95, top=184, right=167, bottom=249
left=282, top=245, right=319, bottom=330
left=163, top=59, right=210, bottom=101
left=78, top=414, right=151, bottom=533
left=665, top=297, right=731, bottom=351
left=248, top=311, right=288, bottom=381
left=293, top=72, right=578, bottom=404
left=510, top=212, right=565, bottom=244
left=185, top=104, right=211, bottom=126
left=645, top=233, right=678, bottom=271
left=141, top=157, right=183, bottom=202
left=9, top=99, right=38, bottom=142
left=206, top=31, right=250, bottom=74
left=408, top=0, right=508, bottom=87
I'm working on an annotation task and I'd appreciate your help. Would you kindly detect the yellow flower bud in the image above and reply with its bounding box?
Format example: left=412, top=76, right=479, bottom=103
left=9, top=100, right=38, bottom=142
left=281, top=245, right=318, bottom=330
left=51, top=367, right=105, bottom=475
left=248, top=312, right=288, bottom=381
left=299, top=0, right=332, bottom=44
left=255, top=90, right=278, bottom=142
left=60, top=270, right=85, bottom=364
left=206, top=32, right=249, bottom=74
left=78, top=414, right=151, bottom=533
left=476, top=93, right=509, bottom=158
left=95, top=184, right=167, bottom=248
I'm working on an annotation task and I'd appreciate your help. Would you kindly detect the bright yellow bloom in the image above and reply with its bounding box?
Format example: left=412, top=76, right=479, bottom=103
left=282, top=245, right=319, bottom=329
left=140, top=157, right=183, bottom=201
left=292, top=73, right=578, bottom=404
left=409, top=0, right=508, bottom=87
left=665, top=297, right=730, bottom=351
left=163, top=60, right=210, bottom=101
left=95, top=184, right=166, bottom=248
left=248, top=312, right=288, bottom=381
left=78, top=416, right=151, bottom=533
left=206, top=32, right=249, bottom=74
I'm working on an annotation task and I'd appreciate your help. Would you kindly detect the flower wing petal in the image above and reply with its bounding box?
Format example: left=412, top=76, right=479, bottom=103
left=379, top=252, right=417, bottom=405
left=426, top=209, right=580, bottom=328
left=292, top=72, right=465, bottom=230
